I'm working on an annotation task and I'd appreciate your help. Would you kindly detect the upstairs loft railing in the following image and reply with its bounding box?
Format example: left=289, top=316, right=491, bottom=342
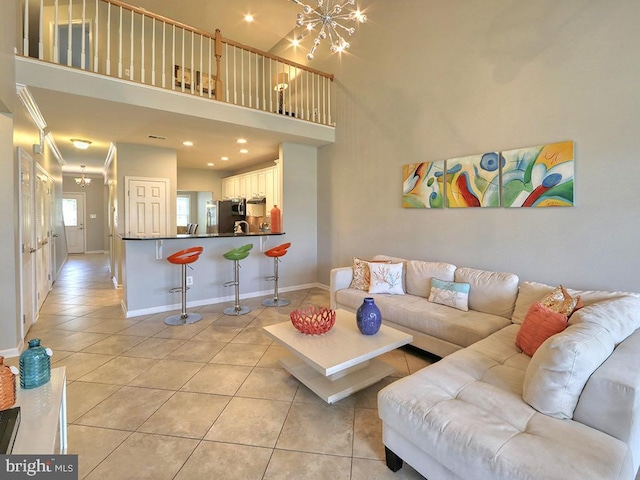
left=19, top=0, right=335, bottom=126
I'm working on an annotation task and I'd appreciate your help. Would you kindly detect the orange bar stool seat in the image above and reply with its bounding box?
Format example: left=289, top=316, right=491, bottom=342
left=262, top=242, right=291, bottom=307
left=223, top=244, right=253, bottom=316
left=164, top=246, right=204, bottom=326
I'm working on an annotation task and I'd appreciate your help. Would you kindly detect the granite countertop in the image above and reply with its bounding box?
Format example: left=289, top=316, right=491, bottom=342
left=120, top=232, right=285, bottom=240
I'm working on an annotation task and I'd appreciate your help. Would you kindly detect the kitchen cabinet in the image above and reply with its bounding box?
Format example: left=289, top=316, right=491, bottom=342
left=222, top=164, right=280, bottom=209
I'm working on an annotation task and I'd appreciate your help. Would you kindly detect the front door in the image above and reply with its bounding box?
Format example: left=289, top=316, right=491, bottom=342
left=126, top=177, right=169, bottom=236
left=63, top=193, right=86, bottom=254
left=19, top=148, right=36, bottom=337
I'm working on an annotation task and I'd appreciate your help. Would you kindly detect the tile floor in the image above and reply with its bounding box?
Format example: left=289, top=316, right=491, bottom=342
left=17, top=254, right=435, bottom=479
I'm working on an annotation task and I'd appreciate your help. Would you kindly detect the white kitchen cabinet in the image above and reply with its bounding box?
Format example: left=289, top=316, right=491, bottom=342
left=238, top=174, right=247, bottom=199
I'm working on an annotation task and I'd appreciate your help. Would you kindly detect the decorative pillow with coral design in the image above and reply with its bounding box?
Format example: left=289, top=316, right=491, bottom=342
left=428, top=278, right=470, bottom=311
left=349, top=257, right=391, bottom=291
left=540, top=285, right=583, bottom=316
left=368, top=262, right=405, bottom=295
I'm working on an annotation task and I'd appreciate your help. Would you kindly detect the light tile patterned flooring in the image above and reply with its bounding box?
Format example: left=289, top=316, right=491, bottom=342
left=16, top=254, right=434, bottom=479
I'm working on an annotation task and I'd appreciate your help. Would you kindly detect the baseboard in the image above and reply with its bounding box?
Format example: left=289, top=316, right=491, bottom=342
left=0, top=342, right=23, bottom=359
left=85, top=250, right=104, bottom=254
left=112, top=276, right=122, bottom=289
left=124, top=283, right=322, bottom=318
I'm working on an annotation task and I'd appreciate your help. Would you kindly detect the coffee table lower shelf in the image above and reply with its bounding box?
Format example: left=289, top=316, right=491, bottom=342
left=280, top=355, right=395, bottom=404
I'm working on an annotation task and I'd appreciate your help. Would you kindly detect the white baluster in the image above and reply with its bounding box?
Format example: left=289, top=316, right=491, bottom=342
left=39, top=0, right=44, bottom=59
left=233, top=46, right=237, bottom=104
left=256, top=53, right=260, bottom=109
left=81, top=0, right=86, bottom=69
left=53, top=0, right=59, bottom=63
left=151, top=19, right=156, bottom=85
left=248, top=50, right=252, bottom=107
left=269, top=58, right=273, bottom=113
left=106, top=2, right=110, bottom=75
left=180, top=28, right=185, bottom=92
left=93, top=0, right=98, bottom=72
left=67, top=0, right=72, bottom=67
left=225, top=43, right=229, bottom=102
left=328, top=76, right=332, bottom=125
left=129, top=9, right=134, bottom=79
left=161, top=22, right=166, bottom=88
left=306, top=70, right=310, bottom=121
left=199, top=34, right=203, bottom=96
left=171, top=25, right=176, bottom=90
left=23, top=0, right=29, bottom=56
left=241, top=47, right=244, bottom=105
left=190, top=31, right=194, bottom=94
left=141, top=14, right=145, bottom=84
left=118, top=6, right=122, bottom=77
left=207, top=37, right=212, bottom=99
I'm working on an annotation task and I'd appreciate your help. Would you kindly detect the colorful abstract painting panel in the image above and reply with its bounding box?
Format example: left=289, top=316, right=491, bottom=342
left=402, top=162, right=445, bottom=208
left=501, top=141, right=574, bottom=208
left=444, top=153, right=501, bottom=208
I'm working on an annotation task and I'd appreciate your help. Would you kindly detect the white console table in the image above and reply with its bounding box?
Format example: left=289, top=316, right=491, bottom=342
left=12, top=367, right=67, bottom=454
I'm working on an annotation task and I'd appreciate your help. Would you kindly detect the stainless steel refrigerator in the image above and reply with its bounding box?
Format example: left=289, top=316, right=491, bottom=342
left=206, top=199, right=246, bottom=234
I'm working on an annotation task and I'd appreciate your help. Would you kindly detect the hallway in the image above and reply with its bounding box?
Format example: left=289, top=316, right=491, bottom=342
left=14, top=254, right=428, bottom=479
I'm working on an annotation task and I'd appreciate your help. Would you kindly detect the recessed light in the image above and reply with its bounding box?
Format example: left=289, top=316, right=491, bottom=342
left=239, top=149, right=249, bottom=154
left=221, top=156, right=229, bottom=161
left=70, top=138, right=92, bottom=149
left=236, top=138, right=247, bottom=144
left=207, top=162, right=214, bottom=167
left=183, top=141, right=194, bottom=146
left=244, top=14, right=254, bottom=23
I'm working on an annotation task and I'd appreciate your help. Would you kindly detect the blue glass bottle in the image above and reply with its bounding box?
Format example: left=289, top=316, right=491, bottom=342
left=19, top=339, right=51, bottom=389
left=356, top=297, right=382, bottom=335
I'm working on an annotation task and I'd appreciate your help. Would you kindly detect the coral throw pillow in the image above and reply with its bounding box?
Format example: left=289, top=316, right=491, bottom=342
left=516, top=302, right=568, bottom=356
left=349, top=257, right=391, bottom=291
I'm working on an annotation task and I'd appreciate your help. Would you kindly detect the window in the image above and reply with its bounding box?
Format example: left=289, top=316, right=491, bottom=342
left=62, top=198, right=78, bottom=226
left=176, top=196, right=190, bottom=227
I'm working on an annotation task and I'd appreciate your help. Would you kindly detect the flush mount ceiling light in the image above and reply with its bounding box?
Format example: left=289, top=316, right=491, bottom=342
left=75, top=165, right=92, bottom=187
left=207, top=162, right=214, bottom=167
left=236, top=138, right=247, bottom=144
left=244, top=14, right=254, bottom=23
left=291, top=0, right=367, bottom=60
left=221, top=156, right=229, bottom=161
left=71, top=138, right=92, bottom=149
left=183, top=141, right=194, bottom=146
left=240, top=149, right=249, bottom=154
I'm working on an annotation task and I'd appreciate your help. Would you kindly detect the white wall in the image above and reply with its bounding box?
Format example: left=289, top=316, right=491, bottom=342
left=317, top=0, right=640, bottom=293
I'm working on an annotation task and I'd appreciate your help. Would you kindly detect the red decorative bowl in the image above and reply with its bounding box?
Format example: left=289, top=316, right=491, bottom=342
left=290, top=306, right=336, bottom=335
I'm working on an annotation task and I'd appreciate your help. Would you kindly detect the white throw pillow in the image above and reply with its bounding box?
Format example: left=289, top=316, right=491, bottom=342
left=522, top=321, right=615, bottom=419
left=368, top=262, right=405, bottom=295
left=428, top=278, right=470, bottom=311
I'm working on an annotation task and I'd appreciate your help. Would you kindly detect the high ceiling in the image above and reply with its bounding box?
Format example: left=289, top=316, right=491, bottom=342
left=31, top=0, right=306, bottom=175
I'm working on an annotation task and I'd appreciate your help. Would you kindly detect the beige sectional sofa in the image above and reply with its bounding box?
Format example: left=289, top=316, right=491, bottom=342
left=329, top=256, right=640, bottom=480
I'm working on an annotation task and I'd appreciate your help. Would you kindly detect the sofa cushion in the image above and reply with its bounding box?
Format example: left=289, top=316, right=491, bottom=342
left=454, top=267, right=519, bottom=319
left=335, top=289, right=511, bottom=348
left=512, top=281, right=633, bottom=325
left=405, top=260, right=456, bottom=297
left=568, top=295, right=640, bottom=344
left=368, top=262, right=405, bottom=295
left=378, top=325, right=632, bottom=480
left=428, top=278, right=470, bottom=312
left=523, top=321, right=615, bottom=419
left=515, top=302, right=568, bottom=356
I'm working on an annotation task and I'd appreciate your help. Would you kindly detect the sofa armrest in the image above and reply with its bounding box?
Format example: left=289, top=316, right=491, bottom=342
left=330, top=266, right=353, bottom=309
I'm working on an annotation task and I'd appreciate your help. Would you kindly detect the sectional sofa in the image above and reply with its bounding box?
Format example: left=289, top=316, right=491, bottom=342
left=330, top=256, right=640, bottom=480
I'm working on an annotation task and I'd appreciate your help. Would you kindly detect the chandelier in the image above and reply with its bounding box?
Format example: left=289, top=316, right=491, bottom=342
left=75, top=165, right=91, bottom=187
left=291, top=0, right=367, bottom=60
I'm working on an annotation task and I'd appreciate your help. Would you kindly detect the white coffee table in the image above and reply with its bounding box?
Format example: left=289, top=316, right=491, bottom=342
left=263, top=309, right=413, bottom=404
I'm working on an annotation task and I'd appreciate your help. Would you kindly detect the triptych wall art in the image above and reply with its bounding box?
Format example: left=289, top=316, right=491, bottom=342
left=402, top=141, right=574, bottom=208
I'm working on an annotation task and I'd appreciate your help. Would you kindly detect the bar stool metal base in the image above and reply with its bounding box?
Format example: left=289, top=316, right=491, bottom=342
left=164, top=312, right=203, bottom=325
left=223, top=305, right=251, bottom=316
left=262, top=298, right=291, bottom=307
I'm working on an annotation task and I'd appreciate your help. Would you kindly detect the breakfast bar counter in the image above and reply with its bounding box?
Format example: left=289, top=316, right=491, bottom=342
left=119, top=232, right=293, bottom=317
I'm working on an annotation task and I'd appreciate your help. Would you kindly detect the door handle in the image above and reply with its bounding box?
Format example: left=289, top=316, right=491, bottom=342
left=29, top=247, right=36, bottom=253
left=52, top=234, right=59, bottom=238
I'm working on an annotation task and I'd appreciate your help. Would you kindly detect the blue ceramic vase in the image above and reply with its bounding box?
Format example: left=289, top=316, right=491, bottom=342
left=19, top=338, right=51, bottom=389
left=356, top=297, right=382, bottom=335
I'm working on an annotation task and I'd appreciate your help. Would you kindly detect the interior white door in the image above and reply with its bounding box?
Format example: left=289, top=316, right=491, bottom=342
left=19, top=148, right=36, bottom=337
left=35, top=170, right=55, bottom=309
left=126, top=177, right=169, bottom=236
left=63, top=193, right=86, bottom=254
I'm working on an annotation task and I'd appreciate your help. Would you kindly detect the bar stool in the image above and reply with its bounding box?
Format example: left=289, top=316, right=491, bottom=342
left=223, top=244, right=253, bottom=315
left=262, top=242, right=291, bottom=307
left=165, top=246, right=204, bottom=325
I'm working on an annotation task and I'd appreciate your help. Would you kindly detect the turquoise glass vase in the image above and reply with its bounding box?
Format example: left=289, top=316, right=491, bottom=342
left=19, top=338, right=51, bottom=389
left=356, top=297, right=382, bottom=335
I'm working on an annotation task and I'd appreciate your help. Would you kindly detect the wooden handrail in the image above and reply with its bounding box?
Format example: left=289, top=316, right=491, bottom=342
left=103, top=0, right=333, bottom=81
left=222, top=36, right=334, bottom=80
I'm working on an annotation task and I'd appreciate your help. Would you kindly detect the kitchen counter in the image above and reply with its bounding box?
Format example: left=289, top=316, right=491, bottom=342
left=118, top=232, right=292, bottom=318
left=120, top=232, right=284, bottom=240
